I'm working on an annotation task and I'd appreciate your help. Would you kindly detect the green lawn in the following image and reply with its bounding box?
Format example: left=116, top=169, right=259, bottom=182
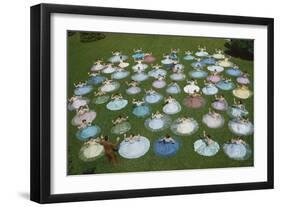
left=67, top=32, right=254, bottom=175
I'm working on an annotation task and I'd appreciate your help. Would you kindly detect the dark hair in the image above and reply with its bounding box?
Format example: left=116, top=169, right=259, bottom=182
left=82, top=119, right=87, bottom=123
left=165, top=134, right=170, bottom=138
left=104, top=135, right=109, bottom=141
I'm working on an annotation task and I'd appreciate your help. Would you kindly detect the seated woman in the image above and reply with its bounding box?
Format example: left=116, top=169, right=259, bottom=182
left=92, top=90, right=110, bottom=105
left=170, top=116, right=199, bottom=136
left=76, top=120, right=101, bottom=141
left=172, top=63, right=184, bottom=72
left=207, top=62, right=224, bottom=73
left=225, top=65, right=242, bottom=77
left=111, top=68, right=130, bottom=80
left=132, top=99, right=151, bottom=118
left=188, top=67, right=208, bottom=79
left=145, top=111, right=171, bottom=132
left=202, top=80, right=218, bottom=95
left=132, top=59, right=148, bottom=72
left=148, top=64, right=167, bottom=78
left=79, top=138, right=104, bottom=162
left=216, top=78, right=235, bottom=91
left=101, top=63, right=116, bottom=74
left=143, top=52, right=156, bottom=63
left=87, top=71, right=106, bottom=85
left=212, top=49, right=225, bottom=60
left=118, top=134, right=150, bottom=159
left=131, top=68, right=149, bottom=82
left=126, top=81, right=141, bottom=95
left=132, top=48, right=145, bottom=60
left=227, top=98, right=248, bottom=118
left=194, top=131, right=220, bottom=157
left=161, top=53, right=174, bottom=68
left=211, top=94, right=228, bottom=111
left=184, top=79, right=200, bottom=95
left=237, top=72, right=250, bottom=85
left=106, top=94, right=128, bottom=111
left=183, top=92, right=206, bottom=109
left=166, top=82, right=181, bottom=94
left=228, top=117, right=254, bottom=136
left=191, top=58, right=206, bottom=69
left=202, top=108, right=225, bottom=128
left=207, top=71, right=222, bottom=83
left=183, top=50, right=195, bottom=61
left=170, top=68, right=186, bottom=81
left=108, top=51, right=128, bottom=63
left=170, top=48, right=180, bottom=61
left=195, top=46, right=209, bottom=57
left=90, top=59, right=105, bottom=71
left=68, top=95, right=89, bottom=111
left=74, top=81, right=93, bottom=96
left=71, top=105, right=97, bottom=126
left=154, top=134, right=180, bottom=157
left=144, top=89, right=163, bottom=104
left=202, top=55, right=216, bottom=65
left=111, top=115, right=131, bottom=135
left=223, top=137, right=252, bottom=160
left=99, top=79, right=120, bottom=93
left=162, top=96, right=181, bottom=115
left=218, top=57, right=234, bottom=68
left=118, top=59, right=130, bottom=68
left=232, top=84, right=253, bottom=99
left=152, top=75, right=167, bottom=89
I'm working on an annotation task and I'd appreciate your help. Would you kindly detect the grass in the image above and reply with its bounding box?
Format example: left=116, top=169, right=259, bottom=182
left=67, top=31, right=254, bottom=175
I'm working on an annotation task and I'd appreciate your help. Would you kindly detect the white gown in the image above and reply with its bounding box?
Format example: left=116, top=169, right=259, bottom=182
left=118, top=137, right=150, bottom=159
left=163, top=100, right=181, bottom=115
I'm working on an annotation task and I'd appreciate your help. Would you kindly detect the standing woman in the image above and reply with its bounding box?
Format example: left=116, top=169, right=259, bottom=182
left=98, top=136, right=120, bottom=165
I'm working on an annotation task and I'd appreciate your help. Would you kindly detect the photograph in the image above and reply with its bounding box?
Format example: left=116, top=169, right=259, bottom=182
left=67, top=31, right=254, bottom=175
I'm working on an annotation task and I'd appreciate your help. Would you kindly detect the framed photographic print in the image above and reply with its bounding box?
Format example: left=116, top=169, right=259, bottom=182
left=30, top=3, right=274, bottom=203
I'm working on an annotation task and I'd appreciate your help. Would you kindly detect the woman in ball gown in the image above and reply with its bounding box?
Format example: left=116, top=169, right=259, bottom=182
left=202, top=55, right=216, bottom=65
left=144, top=89, right=163, bottom=104
left=225, top=65, right=242, bottom=77
left=118, top=134, right=150, bottom=159
left=143, top=52, right=156, bottom=63
left=183, top=92, right=206, bottom=109
left=162, top=96, right=182, bottom=115
left=90, top=59, right=105, bottom=72
left=101, top=63, right=117, bottom=74
left=132, top=48, right=145, bottom=60
left=232, top=85, right=253, bottom=99
left=170, top=48, right=180, bottom=61
left=92, top=90, right=110, bottom=105
left=172, top=63, right=184, bottom=73
left=132, top=59, right=148, bottom=72
left=166, top=82, right=181, bottom=94
left=184, top=79, right=200, bottom=95
left=223, top=137, right=252, bottom=160
left=206, top=71, right=222, bottom=83
left=189, top=67, right=208, bottom=79
left=132, top=99, right=151, bottom=118
left=79, top=138, right=104, bottom=162
left=212, top=49, right=225, bottom=60
left=236, top=72, right=250, bottom=85
left=170, top=116, right=199, bottom=136
left=71, top=105, right=97, bottom=126
left=126, top=81, right=141, bottom=95
left=74, top=81, right=93, bottom=96
left=202, top=108, right=224, bottom=128
left=111, top=116, right=131, bottom=135
left=170, top=68, right=186, bottom=81
left=202, top=80, right=219, bottom=95
left=194, top=131, right=220, bottom=157
left=211, top=94, right=228, bottom=111
left=227, top=98, right=248, bottom=118
left=131, top=68, right=149, bottom=82
left=99, top=79, right=120, bottom=93
left=68, top=95, right=89, bottom=111
left=183, top=50, right=195, bottom=61
left=118, top=59, right=130, bottom=68
left=76, top=120, right=101, bottom=141
left=87, top=71, right=106, bottom=85
left=228, top=117, right=254, bottom=136
left=108, top=51, right=128, bottom=63
left=207, top=62, right=224, bottom=73
left=106, top=93, right=128, bottom=111
left=154, top=134, right=180, bottom=157
left=111, top=68, right=130, bottom=80
left=218, top=57, right=234, bottom=68
left=152, top=75, right=167, bottom=89
left=161, top=53, right=174, bottom=68
left=191, top=58, right=206, bottom=68
left=195, top=46, right=209, bottom=57
left=145, top=111, right=171, bottom=132
left=216, top=78, right=236, bottom=91
left=148, top=64, right=167, bottom=78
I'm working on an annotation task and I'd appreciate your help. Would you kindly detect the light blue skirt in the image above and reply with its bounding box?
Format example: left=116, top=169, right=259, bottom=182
left=227, top=106, right=248, bottom=118
left=131, top=72, right=149, bottom=82
left=144, top=93, right=163, bottom=104
left=216, top=80, right=235, bottom=90
left=108, top=55, right=128, bottom=63
left=74, top=85, right=93, bottom=96
left=189, top=70, right=208, bottom=79
left=202, top=85, right=219, bottom=95
left=87, top=75, right=105, bottom=85
left=194, top=139, right=220, bottom=157
left=76, top=125, right=101, bottom=141
left=148, top=69, right=167, bottom=78
left=133, top=105, right=151, bottom=118
left=166, top=84, right=181, bottom=94
left=118, top=137, right=150, bottom=159
left=184, top=55, right=195, bottom=61
left=106, top=99, right=128, bottom=111
left=223, top=142, right=251, bottom=160
left=202, top=57, right=216, bottom=65
left=226, top=68, right=242, bottom=77
left=111, top=71, right=130, bottom=79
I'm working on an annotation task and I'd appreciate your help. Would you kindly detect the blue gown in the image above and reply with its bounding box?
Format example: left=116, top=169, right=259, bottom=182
left=223, top=142, right=251, bottom=160
left=148, top=69, right=167, bottom=78
left=191, top=61, right=205, bottom=68
left=166, top=83, right=181, bottom=94
left=87, top=75, right=105, bottom=85
left=201, top=57, right=216, bottom=65
left=194, top=139, right=220, bottom=157
left=184, top=55, right=195, bottom=61
left=76, top=125, right=101, bottom=141
left=111, top=71, right=130, bottom=79
left=74, top=85, right=93, bottom=96
left=108, top=55, right=128, bottom=63
left=132, top=52, right=145, bottom=60
left=202, top=85, right=218, bottom=95
left=133, top=104, right=151, bottom=118
left=216, top=80, right=235, bottom=90
left=106, top=99, right=128, bottom=111
left=131, top=72, right=148, bottom=82
left=154, top=138, right=180, bottom=157
left=227, top=105, right=248, bottom=118
left=144, top=93, right=163, bottom=104
left=226, top=68, right=242, bottom=77
left=189, top=70, right=208, bottom=79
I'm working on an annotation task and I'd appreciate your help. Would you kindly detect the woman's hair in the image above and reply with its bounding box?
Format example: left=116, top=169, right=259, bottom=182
left=104, top=135, right=109, bottom=141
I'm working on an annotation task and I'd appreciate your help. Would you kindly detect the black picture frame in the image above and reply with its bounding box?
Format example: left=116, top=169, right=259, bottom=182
left=30, top=3, right=274, bottom=204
